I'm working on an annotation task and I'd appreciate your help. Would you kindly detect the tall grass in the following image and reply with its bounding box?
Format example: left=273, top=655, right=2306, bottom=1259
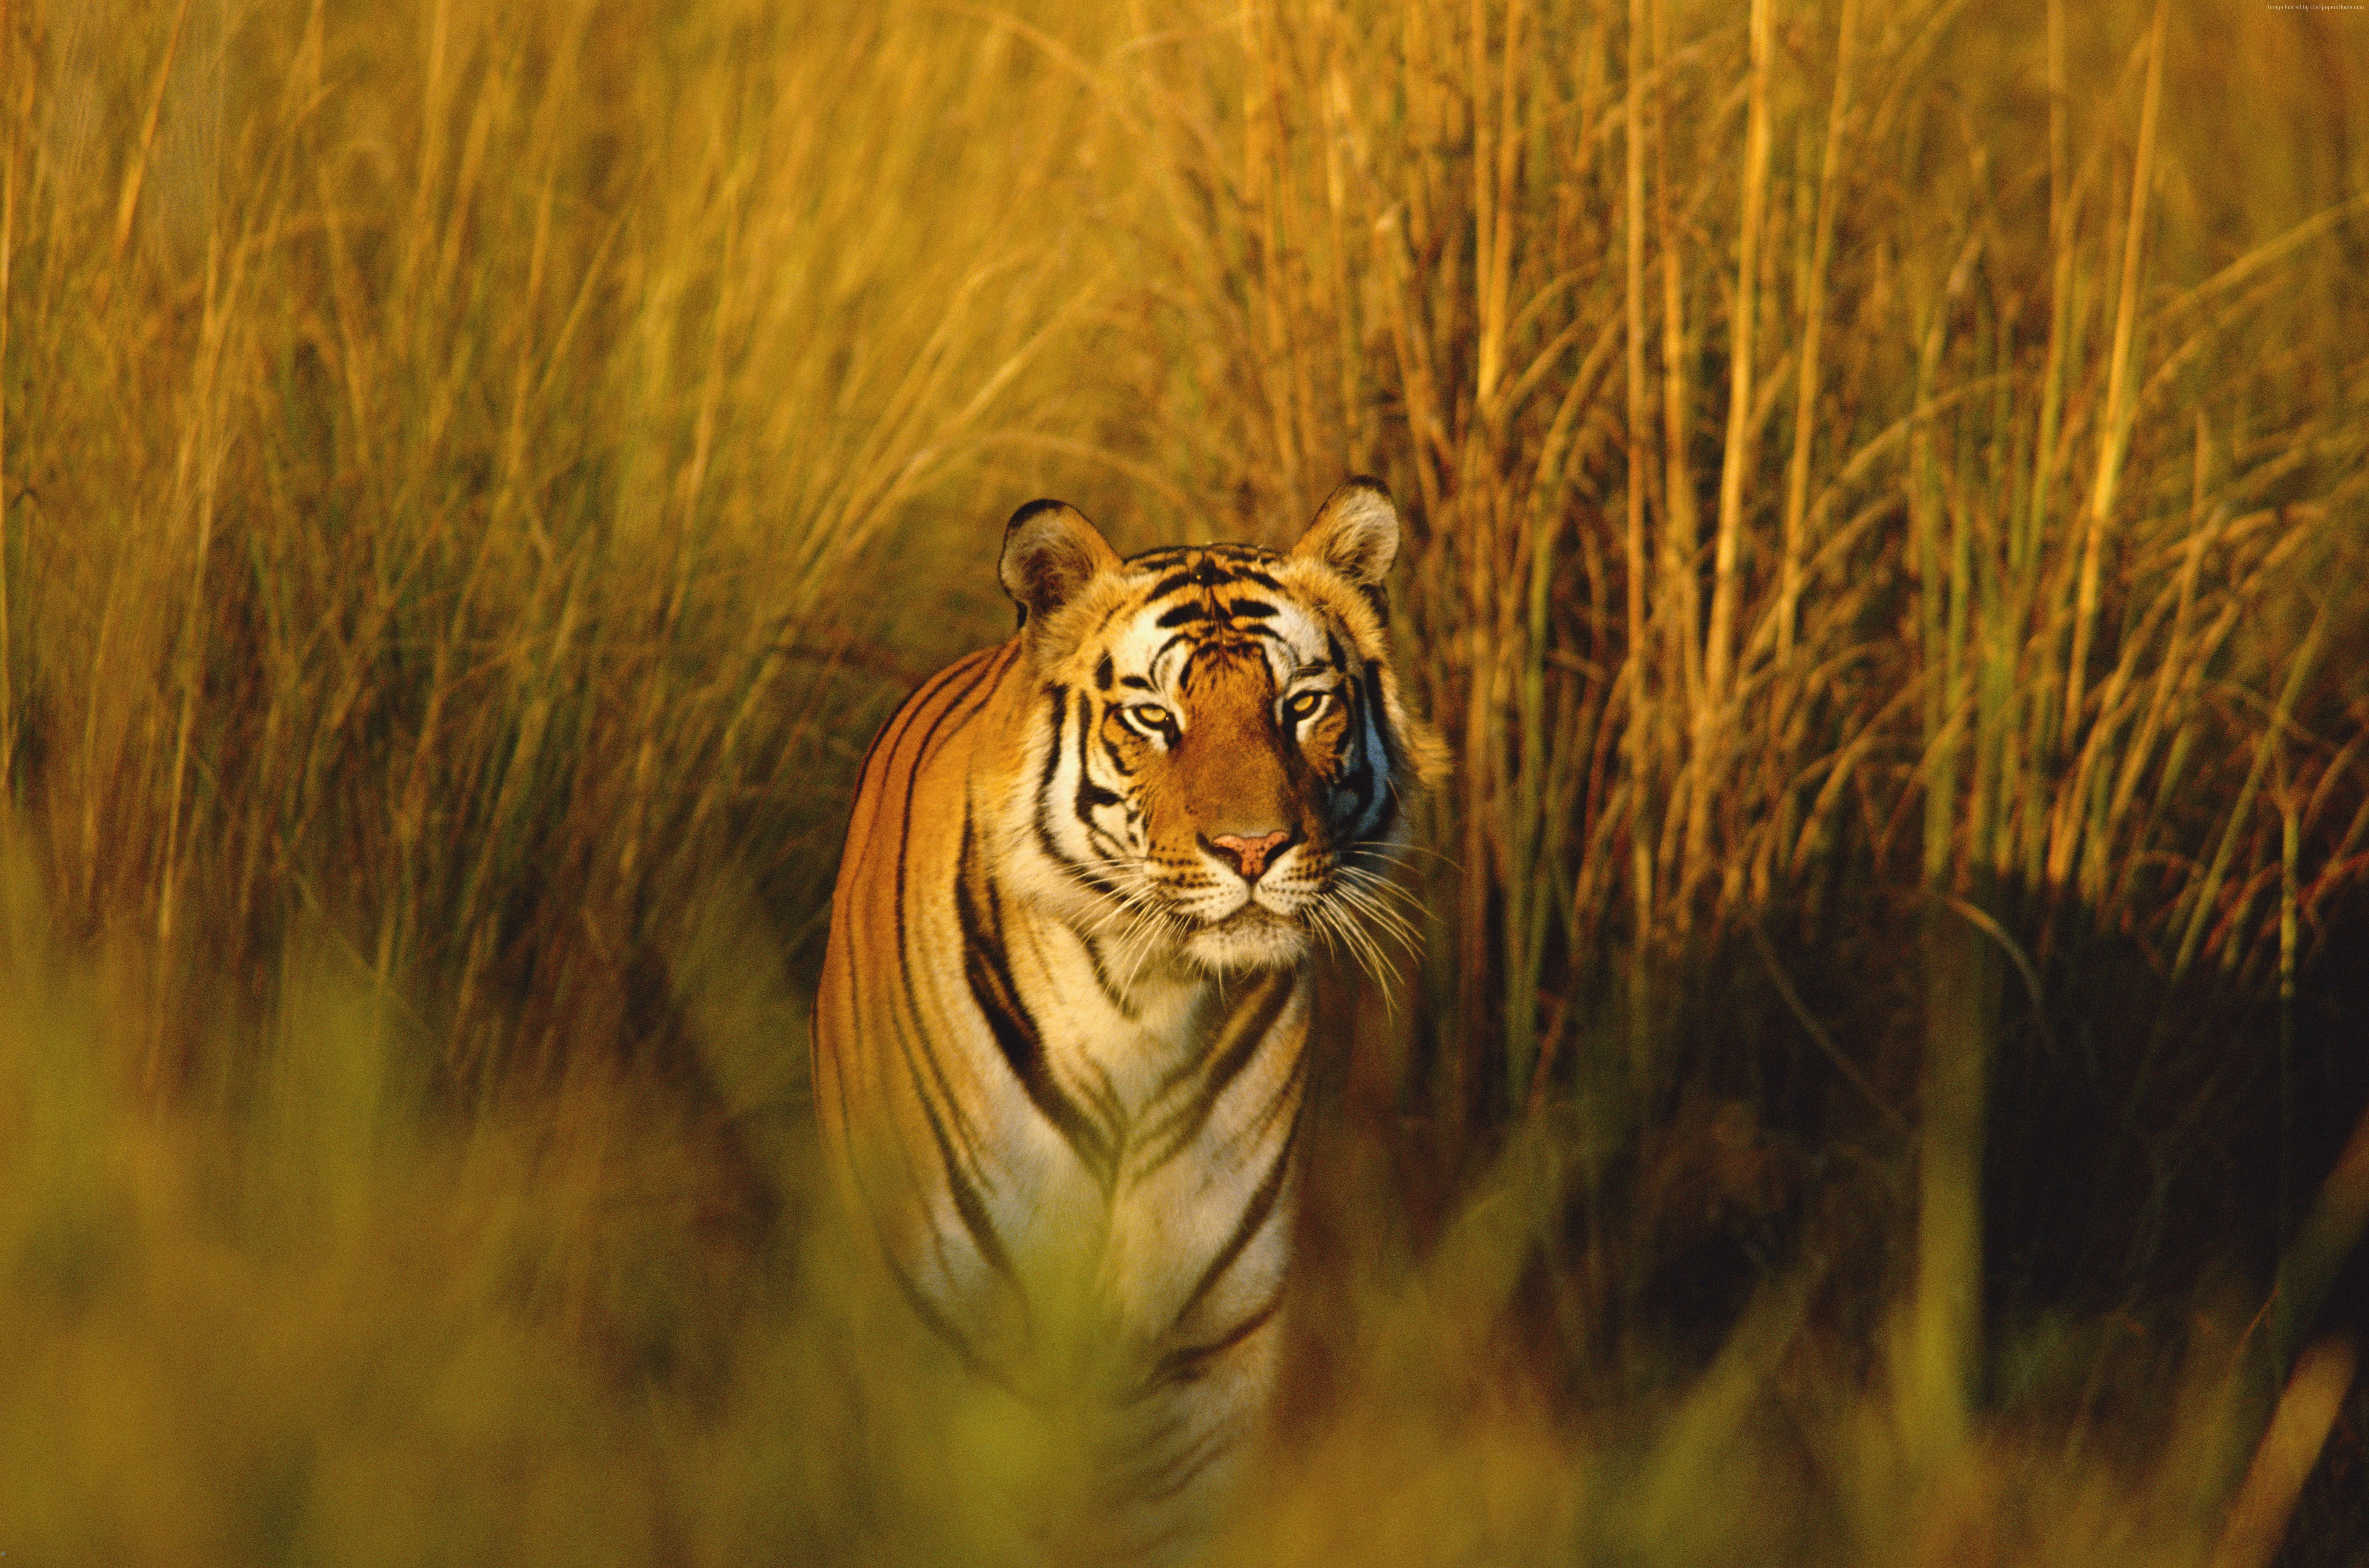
left=3, top=0, right=2366, bottom=1562
left=1087, top=0, right=2368, bottom=1499
left=5, top=0, right=1115, bottom=1091
left=1091, top=0, right=2368, bottom=1079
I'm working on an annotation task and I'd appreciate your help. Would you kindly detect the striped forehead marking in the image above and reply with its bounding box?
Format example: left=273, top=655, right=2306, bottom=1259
left=1129, top=544, right=1286, bottom=601
left=1093, top=542, right=1358, bottom=698
left=1124, top=542, right=1282, bottom=568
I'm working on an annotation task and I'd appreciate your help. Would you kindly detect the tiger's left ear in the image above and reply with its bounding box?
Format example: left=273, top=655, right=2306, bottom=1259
left=1290, top=477, right=1400, bottom=586
left=1000, top=499, right=1122, bottom=629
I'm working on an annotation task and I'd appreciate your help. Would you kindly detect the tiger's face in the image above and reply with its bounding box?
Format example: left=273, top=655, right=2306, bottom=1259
left=997, top=480, right=1441, bottom=974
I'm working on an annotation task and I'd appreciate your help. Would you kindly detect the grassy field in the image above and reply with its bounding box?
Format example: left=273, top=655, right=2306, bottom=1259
left=3, top=0, right=2366, bottom=1561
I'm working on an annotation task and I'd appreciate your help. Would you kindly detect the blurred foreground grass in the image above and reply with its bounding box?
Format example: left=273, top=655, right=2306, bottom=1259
left=3, top=0, right=2367, bottom=1562
left=5, top=821, right=2358, bottom=1566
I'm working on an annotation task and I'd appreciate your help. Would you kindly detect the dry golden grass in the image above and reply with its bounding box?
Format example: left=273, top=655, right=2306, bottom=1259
left=2, top=0, right=2365, bottom=1562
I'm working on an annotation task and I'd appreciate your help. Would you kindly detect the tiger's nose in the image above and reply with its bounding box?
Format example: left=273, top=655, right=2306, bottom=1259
left=1208, top=829, right=1294, bottom=883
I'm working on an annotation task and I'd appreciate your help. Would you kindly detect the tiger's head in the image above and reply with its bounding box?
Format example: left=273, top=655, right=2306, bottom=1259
left=994, top=479, right=1445, bottom=974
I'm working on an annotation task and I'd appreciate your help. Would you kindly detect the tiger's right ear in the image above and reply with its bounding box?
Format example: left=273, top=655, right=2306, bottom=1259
left=1291, top=477, right=1400, bottom=586
left=999, top=500, right=1121, bottom=629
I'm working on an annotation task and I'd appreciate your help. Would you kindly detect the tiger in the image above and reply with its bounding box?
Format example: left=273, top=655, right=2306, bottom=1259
left=813, top=478, right=1442, bottom=1562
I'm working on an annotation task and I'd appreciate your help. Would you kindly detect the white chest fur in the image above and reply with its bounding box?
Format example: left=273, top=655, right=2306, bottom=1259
left=960, top=901, right=1311, bottom=1353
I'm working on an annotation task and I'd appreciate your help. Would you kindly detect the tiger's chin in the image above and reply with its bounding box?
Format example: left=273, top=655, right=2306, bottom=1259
left=1181, top=906, right=1312, bottom=973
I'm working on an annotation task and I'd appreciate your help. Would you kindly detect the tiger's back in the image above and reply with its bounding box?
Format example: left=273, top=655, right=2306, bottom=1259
left=814, top=480, right=1439, bottom=1560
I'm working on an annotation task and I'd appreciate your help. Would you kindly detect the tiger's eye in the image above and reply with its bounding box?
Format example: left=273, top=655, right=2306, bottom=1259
left=1284, top=690, right=1329, bottom=721
left=1130, top=702, right=1173, bottom=730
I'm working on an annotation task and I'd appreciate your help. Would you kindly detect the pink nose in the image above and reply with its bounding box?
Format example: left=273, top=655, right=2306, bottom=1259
left=1209, top=830, right=1293, bottom=882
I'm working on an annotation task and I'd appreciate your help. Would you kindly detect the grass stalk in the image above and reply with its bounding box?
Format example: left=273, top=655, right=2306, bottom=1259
left=2172, top=607, right=2325, bottom=978
left=0, top=32, right=14, bottom=797
left=1775, top=0, right=1856, bottom=671
left=1687, top=0, right=1773, bottom=902
left=1651, top=0, right=1701, bottom=918
left=2210, top=1338, right=2358, bottom=1568
left=1623, top=0, right=1653, bottom=1066
left=2065, top=0, right=2166, bottom=751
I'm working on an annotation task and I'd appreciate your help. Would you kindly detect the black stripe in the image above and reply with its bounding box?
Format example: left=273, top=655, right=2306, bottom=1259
left=1360, top=779, right=1402, bottom=846
left=1035, top=802, right=1123, bottom=897
left=957, top=810, right=1036, bottom=1097
left=1094, top=652, right=1113, bottom=690
left=958, top=811, right=1118, bottom=1191
left=878, top=1223, right=1023, bottom=1396
left=1368, top=666, right=1396, bottom=769
left=1038, top=685, right=1068, bottom=795
left=1079, top=1057, right=1126, bottom=1137
left=1170, top=1112, right=1301, bottom=1332
left=1337, top=767, right=1376, bottom=829
left=1142, top=1290, right=1285, bottom=1392
left=1153, top=631, right=1198, bottom=673
left=1134, top=1427, right=1231, bottom=1508
left=1062, top=693, right=1137, bottom=888
left=1030, top=690, right=1119, bottom=896
left=1030, top=688, right=1100, bottom=883
left=1076, top=697, right=1123, bottom=818
left=1090, top=597, right=1130, bottom=639
left=1137, top=971, right=1296, bottom=1175
left=880, top=915, right=1015, bottom=1295
left=1243, top=1019, right=1312, bottom=1148
left=886, top=643, right=1019, bottom=1192
left=1129, top=544, right=1277, bottom=570
left=907, top=1041, right=1018, bottom=1282
left=1227, top=599, right=1277, bottom=619
left=1179, top=637, right=1268, bottom=698
left=1333, top=690, right=1378, bottom=817
left=1084, top=820, right=1134, bottom=868
left=892, top=647, right=1016, bottom=984
left=855, top=643, right=1001, bottom=793
left=1076, top=929, right=1138, bottom=1018
left=1075, top=690, right=1100, bottom=780
left=1157, top=601, right=1210, bottom=628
